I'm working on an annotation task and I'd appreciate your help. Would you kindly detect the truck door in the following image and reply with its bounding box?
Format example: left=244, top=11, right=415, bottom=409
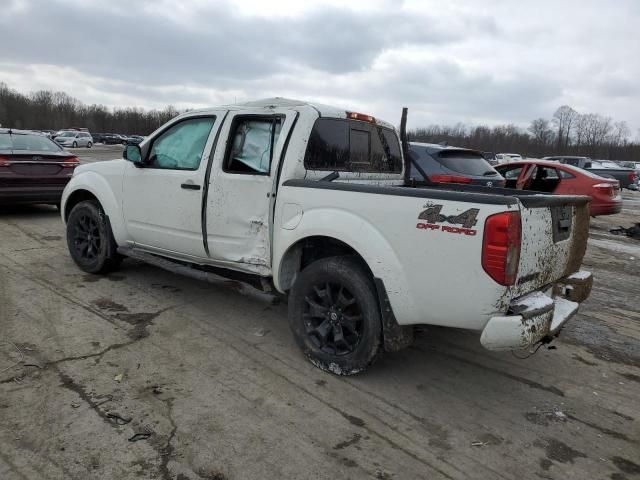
left=122, top=114, right=222, bottom=258
left=204, top=110, right=297, bottom=274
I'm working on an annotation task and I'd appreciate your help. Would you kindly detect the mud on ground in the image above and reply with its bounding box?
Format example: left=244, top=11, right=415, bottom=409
left=0, top=191, right=638, bottom=479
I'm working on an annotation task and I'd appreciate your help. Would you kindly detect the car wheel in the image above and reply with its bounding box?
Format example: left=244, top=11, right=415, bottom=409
left=66, top=200, right=122, bottom=274
left=87, top=142, right=92, bottom=148
left=72, top=141, right=78, bottom=148
left=288, top=256, right=382, bottom=375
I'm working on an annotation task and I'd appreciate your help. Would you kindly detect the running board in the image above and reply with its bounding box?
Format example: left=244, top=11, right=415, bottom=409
left=118, top=247, right=273, bottom=293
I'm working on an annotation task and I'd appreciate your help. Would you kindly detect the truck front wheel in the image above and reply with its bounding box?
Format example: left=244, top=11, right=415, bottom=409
left=288, top=256, right=382, bottom=375
left=66, top=200, right=122, bottom=274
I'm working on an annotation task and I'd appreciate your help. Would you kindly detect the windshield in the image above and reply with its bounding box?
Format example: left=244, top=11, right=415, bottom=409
left=0, top=133, right=62, bottom=152
left=58, top=132, right=77, bottom=137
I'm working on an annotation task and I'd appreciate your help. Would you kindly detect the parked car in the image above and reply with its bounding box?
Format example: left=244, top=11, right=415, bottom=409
left=54, top=131, right=93, bottom=148
left=495, top=160, right=622, bottom=216
left=481, top=151, right=498, bottom=166
left=545, top=156, right=638, bottom=190
left=101, top=134, right=123, bottom=145
left=409, top=143, right=505, bottom=187
left=0, top=128, right=80, bottom=206
left=91, top=133, right=106, bottom=144
left=125, top=135, right=145, bottom=145
left=496, top=153, right=523, bottom=164
left=61, top=98, right=592, bottom=375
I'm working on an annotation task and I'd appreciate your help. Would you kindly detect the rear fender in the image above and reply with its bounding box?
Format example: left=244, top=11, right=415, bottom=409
left=274, top=208, right=414, bottom=322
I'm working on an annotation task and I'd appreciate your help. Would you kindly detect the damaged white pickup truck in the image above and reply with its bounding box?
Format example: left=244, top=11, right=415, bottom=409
left=61, top=98, right=593, bottom=375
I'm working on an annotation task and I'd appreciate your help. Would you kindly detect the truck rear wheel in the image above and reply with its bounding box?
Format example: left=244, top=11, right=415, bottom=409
left=66, top=200, right=122, bottom=274
left=288, top=256, right=382, bottom=375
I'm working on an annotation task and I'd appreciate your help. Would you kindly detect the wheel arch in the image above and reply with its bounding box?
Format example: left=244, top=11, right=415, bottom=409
left=276, top=234, right=414, bottom=352
left=62, top=173, right=126, bottom=245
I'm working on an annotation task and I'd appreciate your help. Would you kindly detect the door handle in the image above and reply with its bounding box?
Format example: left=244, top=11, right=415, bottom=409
left=181, top=183, right=201, bottom=190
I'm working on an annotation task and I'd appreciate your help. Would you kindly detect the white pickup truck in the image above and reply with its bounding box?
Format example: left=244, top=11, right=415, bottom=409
left=61, top=98, right=592, bottom=375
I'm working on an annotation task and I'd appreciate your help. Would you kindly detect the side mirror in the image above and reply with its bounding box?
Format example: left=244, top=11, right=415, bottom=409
left=123, top=144, right=143, bottom=165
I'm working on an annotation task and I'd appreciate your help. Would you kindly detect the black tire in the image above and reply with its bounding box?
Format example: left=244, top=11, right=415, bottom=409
left=288, top=256, right=382, bottom=375
left=87, top=142, right=92, bottom=148
left=66, top=200, right=122, bottom=274
left=72, top=141, right=78, bottom=148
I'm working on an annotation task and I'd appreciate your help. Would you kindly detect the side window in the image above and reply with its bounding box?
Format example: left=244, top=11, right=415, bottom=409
left=502, top=166, right=523, bottom=179
left=224, top=116, right=282, bottom=175
left=542, top=167, right=559, bottom=179
left=149, top=117, right=215, bottom=170
left=304, top=118, right=402, bottom=173
left=559, top=169, right=575, bottom=179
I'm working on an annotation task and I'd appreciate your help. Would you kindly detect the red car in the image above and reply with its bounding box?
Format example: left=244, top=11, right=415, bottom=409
left=0, top=129, right=80, bottom=206
left=495, top=160, right=622, bottom=216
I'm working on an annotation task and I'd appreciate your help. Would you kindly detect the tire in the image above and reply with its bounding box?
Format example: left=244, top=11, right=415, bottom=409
left=288, top=256, right=382, bottom=375
left=87, top=142, right=92, bottom=148
left=66, top=200, right=122, bottom=274
left=72, top=141, right=78, bottom=148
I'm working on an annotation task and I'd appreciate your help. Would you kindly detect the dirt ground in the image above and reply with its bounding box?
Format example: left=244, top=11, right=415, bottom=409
left=1, top=166, right=638, bottom=479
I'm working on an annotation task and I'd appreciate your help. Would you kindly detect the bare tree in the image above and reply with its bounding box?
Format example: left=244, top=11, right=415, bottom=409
left=528, top=118, right=554, bottom=146
left=552, top=105, right=577, bottom=152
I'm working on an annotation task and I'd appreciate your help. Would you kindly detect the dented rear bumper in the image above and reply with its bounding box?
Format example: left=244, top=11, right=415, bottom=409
left=480, top=270, right=592, bottom=351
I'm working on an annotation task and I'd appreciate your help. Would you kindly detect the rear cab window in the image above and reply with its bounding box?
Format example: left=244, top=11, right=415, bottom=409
left=304, top=118, right=402, bottom=174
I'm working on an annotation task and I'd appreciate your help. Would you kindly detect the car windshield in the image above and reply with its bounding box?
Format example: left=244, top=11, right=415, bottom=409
left=59, top=132, right=77, bottom=137
left=0, top=133, right=62, bottom=152
left=431, top=149, right=498, bottom=176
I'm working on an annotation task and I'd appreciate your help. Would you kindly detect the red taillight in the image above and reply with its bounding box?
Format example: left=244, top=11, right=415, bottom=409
left=0, top=155, right=10, bottom=167
left=63, top=156, right=80, bottom=168
left=346, top=111, right=376, bottom=123
left=630, top=172, right=638, bottom=183
left=593, top=182, right=617, bottom=198
left=430, top=174, right=473, bottom=184
left=482, top=211, right=521, bottom=286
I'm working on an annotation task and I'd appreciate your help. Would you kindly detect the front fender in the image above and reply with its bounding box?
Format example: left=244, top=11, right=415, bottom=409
left=273, top=207, right=416, bottom=324
left=62, top=169, right=127, bottom=245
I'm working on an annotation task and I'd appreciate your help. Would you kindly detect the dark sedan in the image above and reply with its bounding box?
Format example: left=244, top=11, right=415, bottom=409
left=408, top=142, right=505, bottom=187
left=125, top=135, right=145, bottom=145
left=102, top=134, right=124, bottom=145
left=0, top=129, right=80, bottom=206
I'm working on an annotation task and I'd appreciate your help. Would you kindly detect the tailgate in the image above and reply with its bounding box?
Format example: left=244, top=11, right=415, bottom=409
left=512, top=195, right=590, bottom=296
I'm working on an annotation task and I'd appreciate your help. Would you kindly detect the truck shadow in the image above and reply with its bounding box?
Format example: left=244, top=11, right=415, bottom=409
left=0, top=204, right=60, bottom=218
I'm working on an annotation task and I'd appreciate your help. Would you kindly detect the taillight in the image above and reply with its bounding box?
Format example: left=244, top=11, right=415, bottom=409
left=0, top=155, right=10, bottom=167
left=346, top=111, right=376, bottom=123
left=593, top=182, right=616, bottom=198
left=630, top=172, right=638, bottom=183
left=482, top=211, right=521, bottom=286
left=63, top=156, right=80, bottom=168
left=430, top=174, right=473, bottom=184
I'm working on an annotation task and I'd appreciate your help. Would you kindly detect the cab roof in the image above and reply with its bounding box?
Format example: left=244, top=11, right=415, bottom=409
left=183, top=97, right=396, bottom=130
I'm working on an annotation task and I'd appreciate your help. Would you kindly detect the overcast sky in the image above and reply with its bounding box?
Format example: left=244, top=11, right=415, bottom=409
left=2, top=0, right=639, bottom=132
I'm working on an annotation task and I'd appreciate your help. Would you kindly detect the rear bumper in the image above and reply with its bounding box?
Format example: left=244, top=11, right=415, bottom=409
left=480, top=271, right=592, bottom=351
left=590, top=202, right=622, bottom=216
left=0, top=186, right=66, bottom=204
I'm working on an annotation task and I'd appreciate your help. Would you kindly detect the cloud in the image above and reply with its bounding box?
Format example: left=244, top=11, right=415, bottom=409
left=1, top=0, right=638, bottom=132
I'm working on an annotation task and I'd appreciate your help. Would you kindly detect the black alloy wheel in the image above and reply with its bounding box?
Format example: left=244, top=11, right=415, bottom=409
left=288, top=256, right=382, bottom=375
left=71, top=212, right=102, bottom=262
left=303, top=282, right=364, bottom=356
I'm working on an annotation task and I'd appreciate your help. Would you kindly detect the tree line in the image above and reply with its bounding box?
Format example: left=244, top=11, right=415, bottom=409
left=1, top=82, right=638, bottom=160
left=409, top=105, right=639, bottom=161
left=0, top=83, right=180, bottom=135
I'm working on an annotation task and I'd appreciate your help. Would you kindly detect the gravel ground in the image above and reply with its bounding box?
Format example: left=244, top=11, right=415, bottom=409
left=0, top=185, right=638, bottom=480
